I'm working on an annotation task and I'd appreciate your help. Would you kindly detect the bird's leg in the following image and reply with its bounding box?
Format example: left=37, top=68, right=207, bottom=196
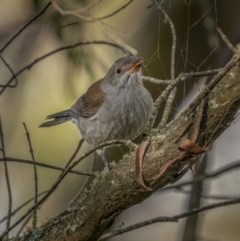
left=96, top=148, right=109, bottom=170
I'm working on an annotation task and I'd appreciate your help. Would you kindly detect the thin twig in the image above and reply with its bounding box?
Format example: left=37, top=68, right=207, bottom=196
left=181, top=54, right=238, bottom=117
left=142, top=68, right=220, bottom=85
left=65, top=138, right=84, bottom=168
left=154, top=0, right=177, bottom=129
left=0, top=191, right=47, bottom=224
left=180, top=68, right=221, bottom=79
left=99, top=198, right=240, bottom=240
left=142, top=76, right=172, bottom=85
left=158, top=87, right=177, bottom=129
left=147, top=75, right=182, bottom=130
left=0, top=2, right=51, bottom=53
left=216, top=27, right=238, bottom=53
left=51, top=0, right=94, bottom=22
left=62, top=138, right=87, bottom=208
left=76, top=0, right=103, bottom=12
left=0, top=40, right=129, bottom=95
left=22, top=123, right=38, bottom=229
left=0, top=54, right=18, bottom=87
left=68, top=154, right=95, bottom=209
left=146, top=68, right=221, bottom=132
left=16, top=214, right=33, bottom=237
left=50, top=0, right=136, bottom=55
left=0, top=157, right=95, bottom=176
left=0, top=140, right=127, bottom=239
left=161, top=160, right=240, bottom=193
left=95, top=0, right=133, bottom=21
left=0, top=139, right=89, bottom=227
left=155, top=0, right=176, bottom=80
left=0, top=117, right=12, bottom=238
left=0, top=138, right=86, bottom=229
left=177, top=188, right=240, bottom=201
left=51, top=0, right=133, bottom=22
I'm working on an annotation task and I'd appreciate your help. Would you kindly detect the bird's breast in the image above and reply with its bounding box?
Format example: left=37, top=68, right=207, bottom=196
left=78, top=86, right=153, bottom=146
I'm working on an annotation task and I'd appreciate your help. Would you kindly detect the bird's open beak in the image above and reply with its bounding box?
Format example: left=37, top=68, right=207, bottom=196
left=126, top=58, right=143, bottom=73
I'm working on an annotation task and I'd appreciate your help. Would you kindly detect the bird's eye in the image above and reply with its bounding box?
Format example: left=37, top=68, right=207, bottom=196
left=115, top=67, right=121, bottom=75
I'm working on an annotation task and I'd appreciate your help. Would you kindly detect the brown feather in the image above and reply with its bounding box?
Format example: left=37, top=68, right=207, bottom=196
left=71, top=79, right=106, bottom=118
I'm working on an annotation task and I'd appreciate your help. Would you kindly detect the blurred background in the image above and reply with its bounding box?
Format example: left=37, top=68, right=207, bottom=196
left=0, top=0, right=240, bottom=240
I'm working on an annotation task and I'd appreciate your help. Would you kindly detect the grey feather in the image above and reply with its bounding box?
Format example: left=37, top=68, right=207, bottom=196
left=39, top=109, right=77, bottom=127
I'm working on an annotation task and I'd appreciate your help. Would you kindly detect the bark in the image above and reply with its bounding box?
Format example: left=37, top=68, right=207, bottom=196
left=20, top=54, right=240, bottom=241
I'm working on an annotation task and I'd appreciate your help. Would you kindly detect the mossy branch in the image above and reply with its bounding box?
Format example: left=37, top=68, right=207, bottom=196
left=17, top=53, right=240, bottom=241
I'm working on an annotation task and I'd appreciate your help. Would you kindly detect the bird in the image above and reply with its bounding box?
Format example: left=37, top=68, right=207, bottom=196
left=39, top=56, right=153, bottom=168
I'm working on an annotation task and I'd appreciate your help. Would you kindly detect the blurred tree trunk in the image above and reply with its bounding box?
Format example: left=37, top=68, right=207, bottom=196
left=181, top=157, right=207, bottom=241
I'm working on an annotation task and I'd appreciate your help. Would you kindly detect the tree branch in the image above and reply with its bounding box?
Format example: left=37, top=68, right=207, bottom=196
left=0, top=41, right=130, bottom=95
left=0, top=118, right=12, bottom=239
left=0, top=157, right=95, bottom=177
left=17, top=51, right=240, bottom=241
left=23, top=123, right=38, bottom=229
left=0, top=2, right=51, bottom=54
left=99, top=197, right=240, bottom=240
left=0, top=140, right=127, bottom=239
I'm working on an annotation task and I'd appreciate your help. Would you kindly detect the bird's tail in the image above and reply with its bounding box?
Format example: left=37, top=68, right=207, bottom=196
left=39, top=109, right=73, bottom=127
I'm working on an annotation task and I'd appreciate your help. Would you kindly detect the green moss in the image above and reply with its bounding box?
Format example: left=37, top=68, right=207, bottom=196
left=208, top=99, right=218, bottom=109
left=90, top=169, right=108, bottom=193
left=23, top=227, right=44, bottom=241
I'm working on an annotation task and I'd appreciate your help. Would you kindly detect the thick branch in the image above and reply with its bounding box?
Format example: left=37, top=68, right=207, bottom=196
left=19, top=54, right=240, bottom=241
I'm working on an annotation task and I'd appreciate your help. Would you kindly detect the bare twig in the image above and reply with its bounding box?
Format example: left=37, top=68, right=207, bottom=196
left=51, top=0, right=133, bottom=22
left=51, top=0, right=93, bottom=22
left=95, top=0, right=133, bottom=21
left=182, top=54, right=239, bottom=117
left=153, top=0, right=177, bottom=129
left=176, top=188, right=240, bottom=201
left=77, top=0, right=103, bottom=12
left=147, top=65, right=221, bottom=131
left=0, top=191, right=47, bottom=224
left=155, top=0, right=176, bottom=80
left=0, top=140, right=127, bottom=239
left=0, top=117, right=12, bottom=238
left=161, top=160, right=240, bottom=193
left=0, top=2, right=51, bottom=53
left=179, top=68, right=221, bottom=79
left=67, top=154, right=95, bottom=209
left=217, top=27, right=238, bottom=53
left=158, top=87, right=177, bottom=129
left=142, top=76, right=172, bottom=85
left=63, top=139, right=88, bottom=209
left=64, top=139, right=89, bottom=209
left=147, top=75, right=182, bottom=130
left=16, top=214, right=33, bottom=237
left=0, top=40, right=129, bottom=95
left=0, top=139, right=87, bottom=232
left=65, top=138, right=84, bottom=168
left=142, top=68, right=221, bottom=85
left=22, top=123, right=38, bottom=229
left=0, top=157, right=95, bottom=177
left=50, top=0, right=136, bottom=55
left=0, top=54, right=18, bottom=87
left=99, top=198, right=240, bottom=240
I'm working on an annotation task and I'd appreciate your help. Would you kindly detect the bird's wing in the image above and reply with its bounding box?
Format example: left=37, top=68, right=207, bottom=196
left=71, top=79, right=106, bottom=118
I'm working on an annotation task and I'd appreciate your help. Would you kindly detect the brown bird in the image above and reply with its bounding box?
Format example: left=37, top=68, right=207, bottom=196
left=40, top=56, right=153, bottom=168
